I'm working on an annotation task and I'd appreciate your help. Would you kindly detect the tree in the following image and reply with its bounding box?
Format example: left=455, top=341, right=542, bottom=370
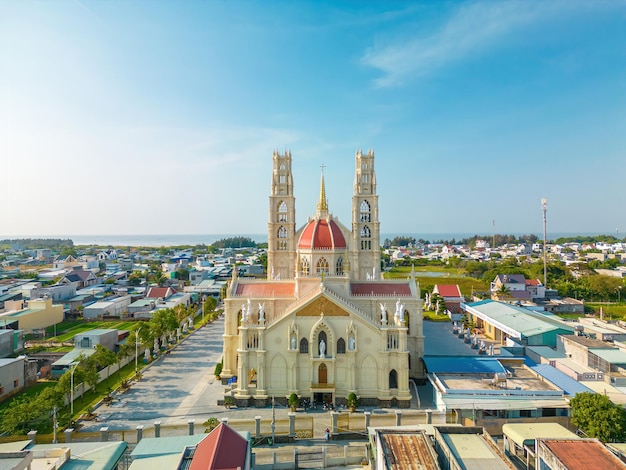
left=204, top=296, right=218, bottom=321
left=150, top=271, right=168, bottom=287
left=92, top=344, right=118, bottom=382
left=570, top=392, right=626, bottom=442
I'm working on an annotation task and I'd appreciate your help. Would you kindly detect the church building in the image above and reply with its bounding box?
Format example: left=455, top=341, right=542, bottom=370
left=221, top=150, right=424, bottom=408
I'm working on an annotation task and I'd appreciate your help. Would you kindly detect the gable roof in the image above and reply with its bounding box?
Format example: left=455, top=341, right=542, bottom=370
left=526, top=279, right=542, bottom=286
left=350, top=282, right=412, bottom=296
left=145, top=287, right=177, bottom=299
left=495, top=274, right=526, bottom=284
left=189, top=422, right=248, bottom=470
left=434, top=284, right=462, bottom=298
left=234, top=282, right=295, bottom=297
left=63, top=270, right=96, bottom=282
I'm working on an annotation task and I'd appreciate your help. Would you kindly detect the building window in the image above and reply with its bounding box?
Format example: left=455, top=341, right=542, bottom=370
left=13, top=379, right=19, bottom=388
left=301, top=257, right=310, bottom=276
left=362, top=174, right=369, bottom=183
left=360, top=225, right=371, bottom=250
left=389, top=370, right=398, bottom=389
left=360, top=200, right=371, bottom=222
left=279, top=174, right=286, bottom=184
left=300, top=338, right=309, bottom=354
left=337, top=338, right=346, bottom=354
left=335, top=257, right=343, bottom=276
left=278, top=226, right=288, bottom=251
left=316, top=257, right=329, bottom=275
left=81, top=337, right=91, bottom=348
left=278, top=201, right=288, bottom=222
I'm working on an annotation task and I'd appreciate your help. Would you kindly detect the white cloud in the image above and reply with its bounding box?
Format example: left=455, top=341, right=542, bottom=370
left=360, top=0, right=602, bottom=87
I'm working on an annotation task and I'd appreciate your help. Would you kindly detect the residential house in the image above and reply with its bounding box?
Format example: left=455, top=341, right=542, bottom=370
left=83, top=295, right=132, bottom=319
left=0, top=297, right=64, bottom=333
left=60, top=266, right=98, bottom=289
left=432, top=284, right=464, bottom=318
left=52, top=254, right=79, bottom=270
left=97, top=249, right=118, bottom=261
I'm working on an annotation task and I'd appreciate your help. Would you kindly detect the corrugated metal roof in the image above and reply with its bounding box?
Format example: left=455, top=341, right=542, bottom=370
left=30, top=441, right=127, bottom=470
left=378, top=431, right=438, bottom=470
left=441, top=432, right=510, bottom=469
left=540, top=439, right=626, bottom=469
left=424, top=356, right=507, bottom=375
left=131, top=435, right=207, bottom=459
left=502, top=423, right=578, bottom=447
left=530, top=364, right=593, bottom=396
left=464, top=300, right=574, bottom=338
left=589, top=348, right=626, bottom=364
left=442, top=396, right=569, bottom=410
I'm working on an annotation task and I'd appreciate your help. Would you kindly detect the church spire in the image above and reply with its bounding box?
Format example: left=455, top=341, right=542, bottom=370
left=316, top=164, right=329, bottom=216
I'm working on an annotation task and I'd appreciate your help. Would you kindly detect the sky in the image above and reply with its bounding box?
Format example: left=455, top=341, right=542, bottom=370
left=1, top=0, right=625, bottom=238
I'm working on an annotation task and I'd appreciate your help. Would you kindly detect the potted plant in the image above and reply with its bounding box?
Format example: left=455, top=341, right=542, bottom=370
left=224, top=397, right=234, bottom=409
left=288, top=393, right=299, bottom=412
left=214, top=361, right=223, bottom=380
left=347, top=392, right=359, bottom=412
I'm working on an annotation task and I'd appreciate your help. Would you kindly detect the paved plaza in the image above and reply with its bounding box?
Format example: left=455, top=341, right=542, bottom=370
left=80, top=317, right=490, bottom=434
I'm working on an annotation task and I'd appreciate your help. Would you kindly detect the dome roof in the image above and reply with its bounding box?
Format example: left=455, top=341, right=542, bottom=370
left=298, top=218, right=347, bottom=250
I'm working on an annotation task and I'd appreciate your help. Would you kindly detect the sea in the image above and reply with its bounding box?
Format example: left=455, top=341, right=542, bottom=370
left=1, top=232, right=607, bottom=247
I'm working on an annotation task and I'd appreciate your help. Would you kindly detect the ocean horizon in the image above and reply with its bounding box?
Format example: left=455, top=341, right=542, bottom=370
left=0, top=232, right=614, bottom=247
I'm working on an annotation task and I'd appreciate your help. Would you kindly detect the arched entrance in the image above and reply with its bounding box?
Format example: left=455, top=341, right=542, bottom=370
left=318, top=363, right=327, bottom=384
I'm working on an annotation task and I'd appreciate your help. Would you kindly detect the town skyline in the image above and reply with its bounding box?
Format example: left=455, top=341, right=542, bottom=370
left=2, top=1, right=625, bottom=236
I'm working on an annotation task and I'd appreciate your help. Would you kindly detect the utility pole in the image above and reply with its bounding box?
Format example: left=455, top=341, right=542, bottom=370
left=492, top=219, right=495, bottom=250
left=542, top=198, right=548, bottom=288
left=52, top=406, right=58, bottom=443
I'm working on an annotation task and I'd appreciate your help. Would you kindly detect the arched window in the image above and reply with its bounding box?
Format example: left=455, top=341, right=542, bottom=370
left=335, top=257, right=344, bottom=276
left=337, top=338, right=346, bottom=354
left=316, top=257, right=329, bottom=275
left=360, top=200, right=371, bottom=222
left=301, top=257, right=310, bottom=276
left=360, top=225, right=371, bottom=250
left=389, top=369, right=398, bottom=389
left=277, top=226, right=287, bottom=251
left=299, top=338, right=308, bottom=354
left=318, top=331, right=327, bottom=356
left=278, top=201, right=288, bottom=222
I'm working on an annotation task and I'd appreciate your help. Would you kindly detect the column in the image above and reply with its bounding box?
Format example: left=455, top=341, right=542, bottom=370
left=188, top=419, right=195, bottom=435
left=154, top=421, right=161, bottom=438
left=395, top=411, right=402, bottom=426
left=288, top=412, right=296, bottom=437
left=100, top=427, right=109, bottom=442
left=64, top=429, right=73, bottom=443
left=255, top=416, right=262, bottom=438
left=136, top=425, right=144, bottom=442
left=331, top=411, right=339, bottom=434
left=364, top=411, right=371, bottom=430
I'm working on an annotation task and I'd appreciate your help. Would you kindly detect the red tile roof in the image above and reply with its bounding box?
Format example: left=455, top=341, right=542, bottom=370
left=145, top=287, right=177, bottom=299
left=434, top=284, right=462, bottom=298
left=190, top=422, right=248, bottom=470
left=541, top=439, right=626, bottom=469
left=235, top=282, right=295, bottom=297
left=526, top=279, right=542, bottom=286
left=351, top=283, right=412, bottom=296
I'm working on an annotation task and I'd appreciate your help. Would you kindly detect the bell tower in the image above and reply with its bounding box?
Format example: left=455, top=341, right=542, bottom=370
left=268, top=150, right=296, bottom=279
left=351, top=149, right=381, bottom=280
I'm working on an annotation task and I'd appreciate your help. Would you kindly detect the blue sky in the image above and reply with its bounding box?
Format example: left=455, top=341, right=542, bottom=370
left=1, top=0, right=625, bottom=237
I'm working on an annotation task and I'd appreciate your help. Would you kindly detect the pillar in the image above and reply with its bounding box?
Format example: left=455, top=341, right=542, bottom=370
left=331, top=411, right=339, bottom=434
left=100, top=427, right=109, bottom=442
left=154, top=421, right=161, bottom=438
left=364, top=411, right=371, bottom=430
left=27, top=430, right=37, bottom=445
left=188, top=419, right=195, bottom=435
left=220, top=417, right=229, bottom=425
left=322, top=446, right=327, bottom=467
left=64, top=428, right=73, bottom=443
left=426, top=410, right=432, bottom=424
left=136, top=425, right=144, bottom=442
left=395, top=411, right=402, bottom=426
left=287, top=412, right=296, bottom=437
left=255, top=416, right=262, bottom=438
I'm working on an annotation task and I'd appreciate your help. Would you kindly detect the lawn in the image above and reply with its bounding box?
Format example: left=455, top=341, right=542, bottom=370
left=585, top=303, right=626, bottom=322
left=383, top=266, right=490, bottom=298
left=43, top=320, right=139, bottom=342
left=0, top=382, right=57, bottom=413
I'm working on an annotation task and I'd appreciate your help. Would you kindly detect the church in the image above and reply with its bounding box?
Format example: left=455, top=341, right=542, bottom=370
left=221, top=150, right=424, bottom=408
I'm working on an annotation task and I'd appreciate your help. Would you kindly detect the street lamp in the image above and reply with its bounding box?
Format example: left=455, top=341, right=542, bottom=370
left=70, top=361, right=80, bottom=416
left=541, top=198, right=548, bottom=288
left=135, top=327, right=142, bottom=373
left=617, top=286, right=623, bottom=304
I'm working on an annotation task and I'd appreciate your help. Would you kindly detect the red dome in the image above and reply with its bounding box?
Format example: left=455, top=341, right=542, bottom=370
left=298, top=219, right=347, bottom=250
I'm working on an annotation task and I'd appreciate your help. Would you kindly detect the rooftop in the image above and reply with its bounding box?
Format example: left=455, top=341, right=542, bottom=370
left=377, top=430, right=438, bottom=470
left=540, top=439, right=626, bottom=469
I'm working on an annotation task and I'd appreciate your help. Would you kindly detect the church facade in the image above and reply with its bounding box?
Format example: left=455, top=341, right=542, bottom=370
left=221, top=150, right=424, bottom=408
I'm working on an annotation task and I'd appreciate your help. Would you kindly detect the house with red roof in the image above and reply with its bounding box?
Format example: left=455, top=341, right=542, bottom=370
left=432, top=284, right=464, bottom=317
left=189, top=422, right=251, bottom=470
